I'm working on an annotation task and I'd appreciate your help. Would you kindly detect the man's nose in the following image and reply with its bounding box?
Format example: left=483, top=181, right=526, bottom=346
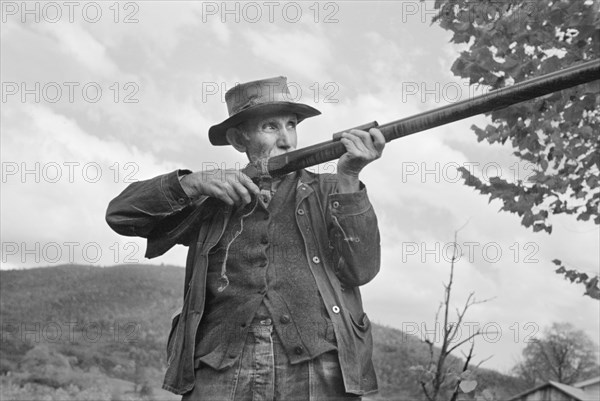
left=277, top=128, right=292, bottom=148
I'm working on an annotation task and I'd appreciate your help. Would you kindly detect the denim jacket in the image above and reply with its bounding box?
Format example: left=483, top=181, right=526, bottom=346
left=105, top=169, right=381, bottom=395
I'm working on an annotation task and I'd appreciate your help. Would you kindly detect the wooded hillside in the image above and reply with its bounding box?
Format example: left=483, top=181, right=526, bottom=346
left=0, top=265, right=527, bottom=400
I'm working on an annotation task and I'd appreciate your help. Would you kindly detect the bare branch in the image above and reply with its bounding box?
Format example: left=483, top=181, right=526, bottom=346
left=450, top=342, right=476, bottom=401
left=415, top=227, right=496, bottom=401
left=456, top=218, right=471, bottom=233
left=420, top=381, right=433, bottom=401
left=447, top=330, right=483, bottom=354
left=475, top=354, right=494, bottom=368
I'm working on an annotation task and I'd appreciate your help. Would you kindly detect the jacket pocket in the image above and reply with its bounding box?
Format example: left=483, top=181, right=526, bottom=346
left=166, top=309, right=182, bottom=365
left=349, top=311, right=371, bottom=338
left=348, top=311, right=377, bottom=391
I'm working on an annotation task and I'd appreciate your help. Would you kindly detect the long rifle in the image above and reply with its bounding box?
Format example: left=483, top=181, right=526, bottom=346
left=244, top=58, right=600, bottom=181
left=154, top=60, right=599, bottom=257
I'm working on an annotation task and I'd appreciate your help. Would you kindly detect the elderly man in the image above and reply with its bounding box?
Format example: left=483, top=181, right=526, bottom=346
left=106, top=76, right=385, bottom=400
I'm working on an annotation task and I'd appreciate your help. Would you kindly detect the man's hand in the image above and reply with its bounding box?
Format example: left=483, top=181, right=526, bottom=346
left=337, top=128, right=385, bottom=193
left=180, top=169, right=260, bottom=206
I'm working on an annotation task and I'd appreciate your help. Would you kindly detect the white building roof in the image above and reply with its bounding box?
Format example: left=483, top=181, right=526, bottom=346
left=573, top=376, right=600, bottom=388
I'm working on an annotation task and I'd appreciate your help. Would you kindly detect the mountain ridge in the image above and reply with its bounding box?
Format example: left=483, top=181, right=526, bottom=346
left=0, top=264, right=527, bottom=399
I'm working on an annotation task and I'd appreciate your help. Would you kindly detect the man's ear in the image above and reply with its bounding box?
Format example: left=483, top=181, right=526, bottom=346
left=225, top=127, right=247, bottom=153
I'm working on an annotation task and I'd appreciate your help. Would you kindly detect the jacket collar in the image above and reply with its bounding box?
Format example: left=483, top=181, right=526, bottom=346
left=295, top=170, right=318, bottom=208
left=298, top=169, right=317, bottom=185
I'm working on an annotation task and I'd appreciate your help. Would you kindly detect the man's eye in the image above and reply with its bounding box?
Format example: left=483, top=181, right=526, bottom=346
left=287, top=122, right=297, bottom=129
left=263, top=123, right=277, bottom=130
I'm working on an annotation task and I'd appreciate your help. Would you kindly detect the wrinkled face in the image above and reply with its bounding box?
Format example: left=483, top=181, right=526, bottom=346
left=239, top=112, right=298, bottom=162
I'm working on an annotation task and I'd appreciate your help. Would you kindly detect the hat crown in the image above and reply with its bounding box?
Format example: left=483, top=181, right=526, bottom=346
left=225, top=76, right=291, bottom=116
left=208, top=76, right=321, bottom=146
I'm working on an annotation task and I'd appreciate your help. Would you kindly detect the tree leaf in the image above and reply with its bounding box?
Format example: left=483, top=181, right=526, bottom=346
left=459, top=379, right=478, bottom=393
left=433, top=0, right=599, bottom=299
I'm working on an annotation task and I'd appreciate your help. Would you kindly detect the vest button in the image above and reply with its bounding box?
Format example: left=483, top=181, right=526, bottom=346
left=332, top=201, right=340, bottom=209
left=280, top=315, right=290, bottom=324
left=332, top=305, right=340, bottom=314
left=312, top=256, right=320, bottom=264
left=177, top=198, right=187, bottom=205
left=297, top=209, right=305, bottom=215
left=294, top=346, right=304, bottom=355
left=261, top=236, right=269, bottom=244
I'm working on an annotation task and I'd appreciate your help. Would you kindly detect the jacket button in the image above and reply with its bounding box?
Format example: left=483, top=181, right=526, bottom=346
left=297, top=209, right=305, bottom=215
left=178, top=198, right=187, bottom=205
left=312, top=256, right=320, bottom=264
left=332, top=305, right=340, bottom=314
left=280, top=315, right=290, bottom=324
left=261, top=236, right=269, bottom=244
left=332, top=201, right=340, bottom=208
left=294, top=346, right=304, bottom=355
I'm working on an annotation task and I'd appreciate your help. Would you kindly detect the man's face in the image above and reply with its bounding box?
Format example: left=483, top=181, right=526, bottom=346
left=240, top=112, right=298, bottom=162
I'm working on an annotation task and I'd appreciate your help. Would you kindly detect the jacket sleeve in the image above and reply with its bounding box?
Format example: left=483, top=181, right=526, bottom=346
left=327, top=183, right=381, bottom=287
left=106, top=169, right=205, bottom=257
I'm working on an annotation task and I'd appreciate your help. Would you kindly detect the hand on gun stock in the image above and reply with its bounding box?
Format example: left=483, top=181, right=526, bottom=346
left=336, top=128, right=386, bottom=193
left=180, top=169, right=259, bottom=207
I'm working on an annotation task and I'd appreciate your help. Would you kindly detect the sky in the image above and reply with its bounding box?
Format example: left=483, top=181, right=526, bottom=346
left=1, top=1, right=599, bottom=374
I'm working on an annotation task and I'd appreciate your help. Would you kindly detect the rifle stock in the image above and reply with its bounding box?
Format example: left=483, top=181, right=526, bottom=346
left=245, top=58, right=600, bottom=180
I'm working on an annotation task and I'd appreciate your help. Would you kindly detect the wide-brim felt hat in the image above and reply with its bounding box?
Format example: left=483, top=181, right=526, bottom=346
left=208, top=76, right=321, bottom=146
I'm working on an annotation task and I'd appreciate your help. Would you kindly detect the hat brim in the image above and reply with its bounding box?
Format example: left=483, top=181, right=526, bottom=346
left=208, top=102, right=321, bottom=146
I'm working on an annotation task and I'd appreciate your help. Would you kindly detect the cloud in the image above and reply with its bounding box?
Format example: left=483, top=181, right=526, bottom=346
left=35, top=23, right=119, bottom=78
left=0, top=102, right=181, bottom=268
left=244, top=28, right=333, bottom=80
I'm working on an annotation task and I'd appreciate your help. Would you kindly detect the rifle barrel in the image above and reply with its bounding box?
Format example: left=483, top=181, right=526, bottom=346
left=262, top=59, right=600, bottom=178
